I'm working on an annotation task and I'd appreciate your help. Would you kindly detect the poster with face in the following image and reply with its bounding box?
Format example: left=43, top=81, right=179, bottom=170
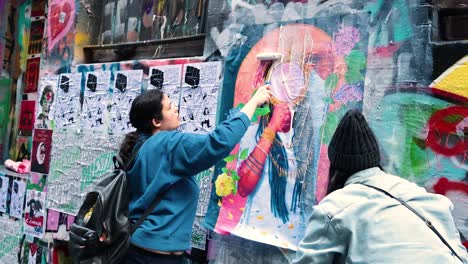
left=35, top=75, right=57, bottom=129
left=24, top=189, right=46, bottom=238
left=31, top=129, right=53, bottom=174
left=0, top=175, right=10, bottom=213
left=9, top=179, right=26, bottom=219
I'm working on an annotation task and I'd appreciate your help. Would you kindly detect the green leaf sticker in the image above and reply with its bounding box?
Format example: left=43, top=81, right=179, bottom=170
left=232, top=184, right=238, bottom=195
left=221, top=167, right=228, bottom=174
left=239, top=149, right=249, bottom=160
left=224, top=155, right=235, bottom=163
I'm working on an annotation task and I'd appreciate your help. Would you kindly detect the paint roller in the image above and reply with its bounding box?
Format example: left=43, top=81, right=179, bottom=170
left=253, top=52, right=283, bottom=89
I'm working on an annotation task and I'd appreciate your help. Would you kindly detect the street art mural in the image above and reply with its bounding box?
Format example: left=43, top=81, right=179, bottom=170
left=1, top=0, right=466, bottom=262
left=203, top=0, right=465, bottom=263
left=205, top=14, right=370, bottom=250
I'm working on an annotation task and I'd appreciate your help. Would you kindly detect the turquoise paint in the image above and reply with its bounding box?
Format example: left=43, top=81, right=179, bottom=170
left=368, top=92, right=464, bottom=185
left=364, top=0, right=385, bottom=24
left=392, top=0, right=413, bottom=42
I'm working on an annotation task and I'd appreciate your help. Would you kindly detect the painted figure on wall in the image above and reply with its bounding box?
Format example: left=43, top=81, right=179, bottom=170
left=36, top=85, right=55, bottom=129
left=208, top=14, right=370, bottom=250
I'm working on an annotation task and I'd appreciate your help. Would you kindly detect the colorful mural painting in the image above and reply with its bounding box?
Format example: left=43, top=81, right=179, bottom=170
left=0, top=0, right=466, bottom=262
left=205, top=13, right=370, bottom=250
left=202, top=0, right=465, bottom=262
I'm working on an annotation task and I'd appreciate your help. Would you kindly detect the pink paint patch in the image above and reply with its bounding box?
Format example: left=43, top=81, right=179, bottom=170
left=316, top=145, right=330, bottom=203
left=373, top=43, right=402, bottom=57
left=46, top=209, right=60, bottom=231
left=47, top=0, right=75, bottom=51
left=213, top=193, right=248, bottom=234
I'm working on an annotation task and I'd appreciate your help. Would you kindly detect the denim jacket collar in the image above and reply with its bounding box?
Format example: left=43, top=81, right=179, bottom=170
left=344, top=167, right=384, bottom=186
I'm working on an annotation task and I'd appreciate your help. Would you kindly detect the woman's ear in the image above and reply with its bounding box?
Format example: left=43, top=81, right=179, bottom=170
left=152, top=118, right=161, bottom=129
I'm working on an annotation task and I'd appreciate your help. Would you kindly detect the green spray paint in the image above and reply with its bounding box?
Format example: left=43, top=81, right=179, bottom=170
left=0, top=77, right=11, bottom=160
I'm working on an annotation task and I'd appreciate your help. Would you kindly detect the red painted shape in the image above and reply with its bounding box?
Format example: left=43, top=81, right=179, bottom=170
left=432, top=177, right=468, bottom=250
left=426, top=106, right=468, bottom=156
left=433, top=177, right=468, bottom=196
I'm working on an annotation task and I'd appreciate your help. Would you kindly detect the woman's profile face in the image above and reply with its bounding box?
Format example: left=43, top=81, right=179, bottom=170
left=157, top=95, right=180, bottom=131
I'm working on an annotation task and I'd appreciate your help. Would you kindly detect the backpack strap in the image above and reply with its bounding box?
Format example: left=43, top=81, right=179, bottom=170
left=358, top=183, right=466, bottom=263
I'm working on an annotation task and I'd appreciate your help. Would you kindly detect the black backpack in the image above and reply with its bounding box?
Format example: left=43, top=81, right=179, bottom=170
left=68, top=144, right=169, bottom=264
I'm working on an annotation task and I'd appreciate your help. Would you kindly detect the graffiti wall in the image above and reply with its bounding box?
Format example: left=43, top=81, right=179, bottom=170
left=1, top=0, right=467, bottom=263
left=203, top=0, right=466, bottom=263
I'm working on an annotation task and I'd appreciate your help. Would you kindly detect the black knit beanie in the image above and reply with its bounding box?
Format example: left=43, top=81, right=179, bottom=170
left=328, top=109, right=380, bottom=173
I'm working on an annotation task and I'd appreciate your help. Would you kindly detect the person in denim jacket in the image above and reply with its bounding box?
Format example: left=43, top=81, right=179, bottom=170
left=294, top=109, right=467, bottom=264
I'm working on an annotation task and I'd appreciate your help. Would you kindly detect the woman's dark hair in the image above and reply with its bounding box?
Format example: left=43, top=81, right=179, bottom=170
left=326, top=166, right=352, bottom=195
left=118, top=89, right=164, bottom=164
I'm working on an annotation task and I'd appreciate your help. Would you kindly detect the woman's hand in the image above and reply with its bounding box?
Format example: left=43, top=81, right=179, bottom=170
left=240, top=84, right=272, bottom=120
left=267, top=103, right=291, bottom=133
left=251, top=84, right=272, bottom=107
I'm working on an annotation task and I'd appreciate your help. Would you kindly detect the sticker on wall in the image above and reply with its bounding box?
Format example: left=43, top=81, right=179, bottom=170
left=0, top=216, right=23, bottom=263
left=47, top=130, right=121, bottom=214
left=195, top=169, right=213, bottom=217
left=148, top=64, right=183, bottom=102
left=9, top=178, right=26, bottom=219
left=81, top=71, right=111, bottom=131
left=191, top=217, right=207, bottom=250
left=45, top=209, right=75, bottom=240
left=25, top=57, right=41, bottom=93
left=109, top=70, right=143, bottom=134
left=47, top=0, right=75, bottom=51
left=30, top=129, right=53, bottom=174
left=0, top=175, right=10, bottom=214
left=35, top=75, right=57, bottom=129
left=19, top=100, right=36, bottom=133
left=26, top=241, right=44, bottom=264
left=179, top=62, right=221, bottom=134
left=28, top=20, right=45, bottom=55
left=14, top=136, right=32, bottom=162
left=23, top=178, right=47, bottom=238
left=54, top=73, right=82, bottom=129
left=24, top=174, right=47, bottom=240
